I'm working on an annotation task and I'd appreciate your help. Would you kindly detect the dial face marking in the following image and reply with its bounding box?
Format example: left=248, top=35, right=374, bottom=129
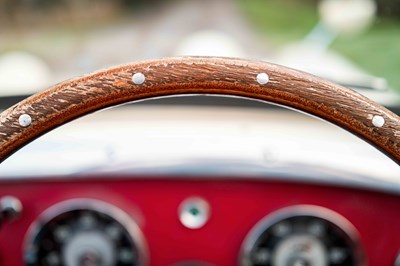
left=106, top=224, right=122, bottom=240
left=54, top=226, right=70, bottom=243
left=79, top=214, right=97, bottom=228
left=119, top=248, right=135, bottom=263
left=272, top=222, right=291, bottom=237
left=252, top=248, right=271, bottom=264
left=329, top=248, right=347, bottom=264
left=308, top=221, right=326, bottom=236
left=45, top=252, right=60, bottom=265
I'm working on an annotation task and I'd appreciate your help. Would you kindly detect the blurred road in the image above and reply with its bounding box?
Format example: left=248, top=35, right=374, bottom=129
left=1, top=0, right=265, bottom=85
left=72, top=0, right=265, bottom=73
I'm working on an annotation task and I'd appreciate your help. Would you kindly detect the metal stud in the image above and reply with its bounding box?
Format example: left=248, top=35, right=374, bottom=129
left=18, top=114, right=32, bottom=127
left=132, top=72, right=145, bottom=85
left=257, top=73, right=269, bottom=85
left=372, top=115, right=385, bottom=128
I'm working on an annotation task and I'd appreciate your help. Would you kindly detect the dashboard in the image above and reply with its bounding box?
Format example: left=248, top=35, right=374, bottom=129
left=0, top=176, right=399, bottom=266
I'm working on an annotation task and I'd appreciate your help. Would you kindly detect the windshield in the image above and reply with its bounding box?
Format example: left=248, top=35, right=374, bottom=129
left=0, top=0, right=399, bottom=109
left=1, top=97, right=399, bottom=182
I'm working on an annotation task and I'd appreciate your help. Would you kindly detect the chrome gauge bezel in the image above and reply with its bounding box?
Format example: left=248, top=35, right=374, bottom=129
left=23, top=198, right=148, bottom=266
left=239, top=205, right=366, bottom=266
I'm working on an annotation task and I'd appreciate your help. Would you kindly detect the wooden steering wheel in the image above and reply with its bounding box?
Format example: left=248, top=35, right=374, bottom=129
left=0, top=57, right=399, bottom=164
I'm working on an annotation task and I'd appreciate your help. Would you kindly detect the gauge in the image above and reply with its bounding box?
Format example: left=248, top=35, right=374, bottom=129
left=240, top=205, right=364, bottom=266
left=170, top=262, right=215, bottom=266
left=24, top=199, right=147, bottom=266
left=395, top=252, right=400, bottom=266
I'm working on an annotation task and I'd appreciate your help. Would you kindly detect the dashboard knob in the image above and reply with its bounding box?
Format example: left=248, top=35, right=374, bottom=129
left=179, top=197, right=210, bottom=229
left=0, top=196, right=22, bottom=222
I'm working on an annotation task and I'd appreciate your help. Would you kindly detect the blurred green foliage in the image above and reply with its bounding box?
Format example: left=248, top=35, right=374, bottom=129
left=239, top=0, right=400, bottom=91
left=333, top=21, right=400, bottom=91
left=238, top=0, right=319, bottom=43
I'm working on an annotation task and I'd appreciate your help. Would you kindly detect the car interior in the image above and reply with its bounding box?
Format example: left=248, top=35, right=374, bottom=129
left=0, top=57, right=399, bottom=266
left=0, top=1, right=399, bottom=266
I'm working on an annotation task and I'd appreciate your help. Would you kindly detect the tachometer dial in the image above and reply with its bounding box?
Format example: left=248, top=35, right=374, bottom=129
left=240, top=205, right=364, bottom=266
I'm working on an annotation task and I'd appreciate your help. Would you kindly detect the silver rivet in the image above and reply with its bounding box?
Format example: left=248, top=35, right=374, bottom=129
left=257, top=72, right=269, bottom=85
left=178, top=197, right=210, bottom=229
left=372, top=115, right=385, bottom=127
left=18, top=114, right=32, bottom=127
left=132, top=72, right=145, bottom=85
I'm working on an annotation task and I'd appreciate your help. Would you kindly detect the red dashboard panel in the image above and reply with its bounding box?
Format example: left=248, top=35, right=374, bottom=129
left=0, top=177, right=399, bottom=265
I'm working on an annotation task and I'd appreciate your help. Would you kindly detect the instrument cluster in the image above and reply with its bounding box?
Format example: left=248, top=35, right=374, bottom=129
left=0, top=178, right=399, bottom=265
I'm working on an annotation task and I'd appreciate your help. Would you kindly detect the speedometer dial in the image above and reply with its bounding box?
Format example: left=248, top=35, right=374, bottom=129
left=240, top=205, right=364, bottom=266
left=24, top=199, right=147, bottom=266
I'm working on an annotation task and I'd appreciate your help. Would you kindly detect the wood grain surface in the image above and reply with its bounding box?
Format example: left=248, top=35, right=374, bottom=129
left=0, top=57, right=399, bottom=164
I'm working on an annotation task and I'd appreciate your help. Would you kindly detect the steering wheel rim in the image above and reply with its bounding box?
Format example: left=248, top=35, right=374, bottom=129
left=0, top=57, right=399, bottom=164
